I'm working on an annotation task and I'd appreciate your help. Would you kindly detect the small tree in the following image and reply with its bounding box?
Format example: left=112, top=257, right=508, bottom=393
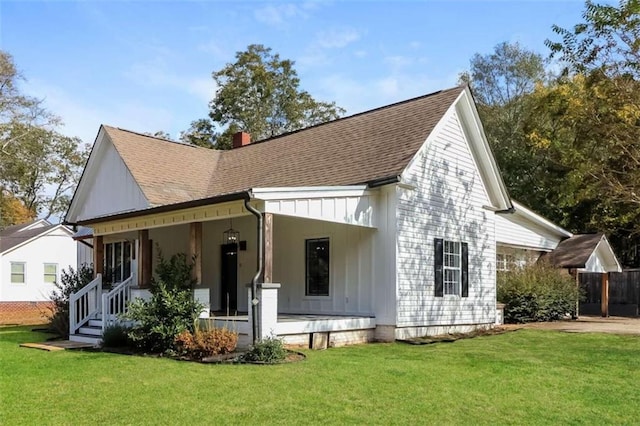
left=123, top=250, right=204, bottom=353
left=47, top=264, right=94, bottom=337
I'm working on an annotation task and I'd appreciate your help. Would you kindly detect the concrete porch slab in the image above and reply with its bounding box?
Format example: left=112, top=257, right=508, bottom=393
left=20, top=340, right=95, bottom=351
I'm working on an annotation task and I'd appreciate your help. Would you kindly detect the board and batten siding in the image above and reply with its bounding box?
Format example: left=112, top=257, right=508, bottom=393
left=76, top=138, right=148, bottom=222
left=395, top=108, right=496, bottom=329
left=495, top=213, right=563, bottom=251
left=273, top=215, right=375, bottom=316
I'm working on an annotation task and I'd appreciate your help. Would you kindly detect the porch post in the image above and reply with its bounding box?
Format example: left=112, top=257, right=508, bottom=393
left=93, top=235, right=104, bottom=279
left=189, top=222, right=202, bottom=285
left=601, top=272, right=609, bottom=317
left=139, top=229, right=151, bottom=288
left=264, top=213, right=273, bottom=283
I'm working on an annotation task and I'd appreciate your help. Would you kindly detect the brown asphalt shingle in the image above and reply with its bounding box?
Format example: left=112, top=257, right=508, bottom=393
left=102, top=86, right=465, bottom=207
left=0, top=222, right=58, bottom=253
left=542, top=233, right=605, bottom=269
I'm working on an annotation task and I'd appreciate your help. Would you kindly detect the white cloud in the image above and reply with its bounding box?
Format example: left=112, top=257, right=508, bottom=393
left=315, top=28, right=360, bottom=49
left=254, top=3, right=307, bottom=27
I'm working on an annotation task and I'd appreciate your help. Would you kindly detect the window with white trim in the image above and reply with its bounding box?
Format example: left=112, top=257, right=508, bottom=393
left=11, top=262, right=25, bottom=284
left=44, top=263, right=58, bottom=283
left=443, top=240, right=461, bottom=296
left=434, top=238, right=469, bottom=298
left=305, top=238, right=330, bottom=296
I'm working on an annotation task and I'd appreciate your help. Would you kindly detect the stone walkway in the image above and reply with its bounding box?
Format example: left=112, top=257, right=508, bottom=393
left=508, top=315, right=640, bottom=336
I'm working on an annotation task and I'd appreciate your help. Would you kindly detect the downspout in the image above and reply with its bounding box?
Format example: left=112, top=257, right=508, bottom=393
left=244, top=196, right=263, bottom=344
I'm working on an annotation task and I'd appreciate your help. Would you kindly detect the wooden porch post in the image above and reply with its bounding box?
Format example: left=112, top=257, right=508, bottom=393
left=189, top=222, right=202, bottom=285
left=601, top=272, right=609, bottom=317
left=139, top=229, right=151, bottom=288
left=263, top=213, right=273, bottom=283
left=93, top=235, right=104, bottom=279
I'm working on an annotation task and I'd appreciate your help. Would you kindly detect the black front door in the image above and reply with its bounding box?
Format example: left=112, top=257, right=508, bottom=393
left=220, top=243, right=238, bottom=312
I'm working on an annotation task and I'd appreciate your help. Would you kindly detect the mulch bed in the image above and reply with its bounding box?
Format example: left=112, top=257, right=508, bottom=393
left=99, top=346, right=306, bottom=364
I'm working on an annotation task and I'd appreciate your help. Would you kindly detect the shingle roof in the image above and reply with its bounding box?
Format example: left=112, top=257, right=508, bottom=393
left=102, top=86, right=465, bottom=207
left=542, top=233, right=605, bottom=269
left=0, top=223, right=59, bottom=253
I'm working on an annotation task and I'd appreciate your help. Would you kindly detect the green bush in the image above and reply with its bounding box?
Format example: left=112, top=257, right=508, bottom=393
left=102, top=324, right=131, bottom=348
left=243, top=336, right=287, bottom=363
left=47, top=264, right=94, bottom=338
left=497, top=263, right=581, bottom=323
left=123, top=251, right=203, bottom=353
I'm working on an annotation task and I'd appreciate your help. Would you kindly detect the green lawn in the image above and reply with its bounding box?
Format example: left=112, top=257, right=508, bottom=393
left=1, top=327, right=639, bottom=425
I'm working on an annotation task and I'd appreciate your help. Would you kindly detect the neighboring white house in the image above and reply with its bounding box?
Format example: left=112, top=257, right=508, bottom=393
left=62, top=85, right=618, bottom=347
left=0, top=219, right=78, bottom=324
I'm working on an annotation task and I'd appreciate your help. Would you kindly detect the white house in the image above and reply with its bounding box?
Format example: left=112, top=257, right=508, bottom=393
left=63, top=85, right=618, bottom=347
left=0, top=219, right=78, bottom=324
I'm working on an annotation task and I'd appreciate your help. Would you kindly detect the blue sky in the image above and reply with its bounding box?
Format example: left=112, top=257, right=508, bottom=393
left=1, top=1, right=588, bottom=146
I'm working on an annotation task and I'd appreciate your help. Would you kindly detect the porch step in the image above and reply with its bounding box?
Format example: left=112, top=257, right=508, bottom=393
left=88, top=319, right=103, bottom=328
left=78, top=325, right=102, bottom=336
left=69, top=333, right=101, bottom=346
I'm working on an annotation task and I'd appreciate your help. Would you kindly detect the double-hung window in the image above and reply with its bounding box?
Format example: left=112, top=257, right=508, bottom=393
left=305, top=238, right=330, bottom=296
left=10, top=262, right=25, bottom=284
left=44, top=263, right=58, bottom=283
left=434, top=238, right=468, bottom=297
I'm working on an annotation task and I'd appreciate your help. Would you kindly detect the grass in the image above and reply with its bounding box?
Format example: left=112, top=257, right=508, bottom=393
left=1, top=326, right=639, bottom=425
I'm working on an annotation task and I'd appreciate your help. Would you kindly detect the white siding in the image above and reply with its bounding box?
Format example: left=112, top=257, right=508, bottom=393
left=273, top=216, right=375, bottom=316
left=77, top=239, right=93, bottom=267
left=263, top=195, right=375, bottom=228
left=396, top=109, right=496, bottom=327
left=495, top=213, right=563, bottom=251
left=76, top=140, right=148, bottom=222
left=1, top=228, right=77, bottom=302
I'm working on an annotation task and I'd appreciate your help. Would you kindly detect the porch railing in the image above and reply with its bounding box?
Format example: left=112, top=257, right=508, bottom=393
left=101, top=276, right=134, bottom=330
left=69, top=273, right=102, bottom=336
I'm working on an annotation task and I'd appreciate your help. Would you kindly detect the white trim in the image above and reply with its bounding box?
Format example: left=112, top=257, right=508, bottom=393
left=0, top=224, right=74, bottom=255
left=582, top=236, right=622, bottom=273
left=10, top=261, right=26, bottom=284
left=510, top=200, right=573, bottom=239
left=252, top=186, right=372, bottom=200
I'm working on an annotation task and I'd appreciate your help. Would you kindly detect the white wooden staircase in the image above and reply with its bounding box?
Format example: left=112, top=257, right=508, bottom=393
left=69, top=274, right=134, bottom=346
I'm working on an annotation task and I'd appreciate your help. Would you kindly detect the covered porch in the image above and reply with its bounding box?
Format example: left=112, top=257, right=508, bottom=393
left=70, top=187, right=380, bottom=346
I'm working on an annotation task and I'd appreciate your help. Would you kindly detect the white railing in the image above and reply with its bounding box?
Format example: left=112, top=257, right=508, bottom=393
left=69, top=273, right=102, bottom=336
left=101, top=276, right=134, bottom=331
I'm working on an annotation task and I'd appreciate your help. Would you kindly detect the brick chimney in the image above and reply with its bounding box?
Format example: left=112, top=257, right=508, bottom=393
left=232, top=131, right=251, bottom=149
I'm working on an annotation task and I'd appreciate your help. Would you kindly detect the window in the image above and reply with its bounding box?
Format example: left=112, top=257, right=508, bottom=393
left=104, top=241, right=133, bottom=285
left=434, top=238, right=468, bottom=297
left=44, top=263, right=58, bottom=283
left=10, top=262, right=25, bottom=284
left=496, top=253, right=515, bottom=272
left=444, top=241, right=461, bottom=295
left=306, top=238, right=330, bottom=296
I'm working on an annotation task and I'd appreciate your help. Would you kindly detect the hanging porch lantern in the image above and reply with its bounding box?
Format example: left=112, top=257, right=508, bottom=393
left=223, top=220, right=239, bottom=244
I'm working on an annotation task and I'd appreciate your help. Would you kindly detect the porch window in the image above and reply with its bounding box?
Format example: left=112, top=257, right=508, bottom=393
left=496, top=253, right=515, bottom=271
left=104, top=241, right=133, bottom=285
left=10, top=262, right=25, bottom=284
left=306, top=238, right=330, bottom=296
left=434, top=238, right=468, bottom=297
left=44, top=263, right=58, bottom=283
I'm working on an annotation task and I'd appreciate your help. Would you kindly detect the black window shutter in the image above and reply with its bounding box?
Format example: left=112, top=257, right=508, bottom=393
left=461, top=242, right=469, bottom=297
left=434, top=238, right=444, bottom=297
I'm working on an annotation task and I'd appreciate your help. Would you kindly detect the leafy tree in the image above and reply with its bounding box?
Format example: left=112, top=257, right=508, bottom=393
left=0, top=191, right=35, bottom=228
left=145, top=130, right=172, bottom=140
left=208, top=44, right=344, bottom=148
left=179, top=118, right=219, bottom=148
left=0, top=50, right=88, bottom=224
left=459, top=42, right=562, bottom=217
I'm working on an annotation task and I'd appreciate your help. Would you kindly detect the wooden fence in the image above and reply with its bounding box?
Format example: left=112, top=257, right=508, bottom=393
left=579, top=270, right=640, bottom=317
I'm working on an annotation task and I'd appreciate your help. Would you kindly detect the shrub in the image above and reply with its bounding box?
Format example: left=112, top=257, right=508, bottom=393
left=47, top=264, right=94, bottom=338
left=123, top=251, right=203, bottom=353
left=243, top=336, right=287, bottom=363
left=497, top=262, right=581, bottom=323
left=102, top=324, right=131, bottom=348
left=174, top=327, right=238, bottom=359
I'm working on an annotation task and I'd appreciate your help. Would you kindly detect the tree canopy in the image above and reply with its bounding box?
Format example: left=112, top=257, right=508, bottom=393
left=182, top=44, right=344, bottom=150
left=0, top=50, right=88, bottom=227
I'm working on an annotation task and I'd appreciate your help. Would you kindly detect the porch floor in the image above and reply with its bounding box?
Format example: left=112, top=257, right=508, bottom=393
left=210, top=313, right=374, bottom=322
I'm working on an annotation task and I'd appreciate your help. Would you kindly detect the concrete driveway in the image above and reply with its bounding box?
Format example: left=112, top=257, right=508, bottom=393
left=519, top=316, right=640, bottom=335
